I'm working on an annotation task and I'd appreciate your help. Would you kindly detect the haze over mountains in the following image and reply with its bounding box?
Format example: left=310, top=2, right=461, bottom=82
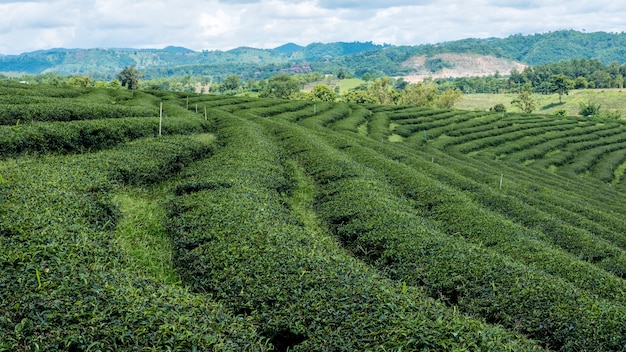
left=2, top=30, right=626, bottom=81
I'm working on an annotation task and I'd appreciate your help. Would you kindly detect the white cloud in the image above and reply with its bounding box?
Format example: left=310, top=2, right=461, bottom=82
left=1, top=0, right=626, bottom=54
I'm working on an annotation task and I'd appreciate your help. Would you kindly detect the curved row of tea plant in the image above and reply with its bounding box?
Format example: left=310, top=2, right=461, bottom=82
left=382, top=105, right=626, bottom=189
left=0, top=116, right=212, bottom=158
left=258, top=115, right=626, bottom=351
left=165, top=111, right=543, bottom=351
left=0, top=135, right=267, bottom=350
left=0, top=102, right=157, bottom=124
left=323, top=128, right=626, bottom=293
left=371, top=133, right=626, bottom=274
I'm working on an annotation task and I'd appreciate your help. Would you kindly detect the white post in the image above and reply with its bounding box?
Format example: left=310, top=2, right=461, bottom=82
left=499, top=173, right=503, bottom=189
left=159, top=102, right=163, bottom=136
left=204, top=107, right=207, bottom=121
left=196, top=104, right=198, bottom=113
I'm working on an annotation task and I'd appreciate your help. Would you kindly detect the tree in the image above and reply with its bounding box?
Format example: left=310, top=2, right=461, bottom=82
left=309, top=84, right=336, bottom=102
left=369, top=77, right=399, bottom=105
left=398, top=82, right=438, bottom=107
left=435, top=89, right=463, bottom=108
left=549, top=74, right=574, bottom=103
left=108, top=79, right=122, bottom=89
left=260, top=74, right=300, bottom=99
left=222, top=74, right=241, bottom=91
left=574, top=76, right=588, bottom=89
left=341, top=90, right=378, bottom=104
left=511, top=87, right=536, bottom=113
left=67, top=75, right=93, bottom=88
left=118, top=66, right=142, bottom=90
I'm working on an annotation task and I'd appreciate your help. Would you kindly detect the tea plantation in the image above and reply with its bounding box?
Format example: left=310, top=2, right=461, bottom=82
left=1, top=81, right=626, bottom=351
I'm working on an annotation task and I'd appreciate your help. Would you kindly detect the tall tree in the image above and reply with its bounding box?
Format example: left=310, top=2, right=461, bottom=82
left=260, top=74, right=300, bottom=99
left=222, top=74, right=242, bottom=91
left=118, top=66, right=142, bottom=90
left=511, top=86, right=537, bottom=113
left=549, top=74, right=574, bottom=103
left=369, top=77, right=398, bottom=105
left=435, top=89, right=463, bottom=108
left=309, top=84, right=336, bottom=102
left=341, top=90, right=378, bottom=104
left=398, top=82, right=438, bottom=107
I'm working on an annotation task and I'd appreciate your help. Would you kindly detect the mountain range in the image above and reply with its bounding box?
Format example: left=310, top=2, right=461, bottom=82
left=2, top=30, right=626, bottom=81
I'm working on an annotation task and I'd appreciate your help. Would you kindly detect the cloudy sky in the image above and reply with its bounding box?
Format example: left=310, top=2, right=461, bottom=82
left=1, top=0, right=625, bottom=54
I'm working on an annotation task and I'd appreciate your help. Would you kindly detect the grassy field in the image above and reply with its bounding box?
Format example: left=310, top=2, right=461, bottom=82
left=303, top=78, right=365, bottom=93
left=2, top=81, right=626, bottom=351
left=458, top=88, right=626, bottom=117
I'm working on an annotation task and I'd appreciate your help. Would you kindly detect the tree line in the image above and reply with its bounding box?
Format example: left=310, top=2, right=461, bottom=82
left=437, top=58, right=626, bottom=95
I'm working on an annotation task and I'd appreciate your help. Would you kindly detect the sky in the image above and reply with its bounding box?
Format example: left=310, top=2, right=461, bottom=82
left=1, top=0, right=625, bottom=55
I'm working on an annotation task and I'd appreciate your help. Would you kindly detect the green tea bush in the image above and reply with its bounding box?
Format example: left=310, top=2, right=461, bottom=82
left=271, top=122, right=626, bottom=351
left=238, top=100, right=310, bottom=117
left=298, top=103, right=351, bottom=128
left=386, top=106, right=444, bottom=120
left=0, top=82, right=87, bottom=98
left=0, top=138, right=266, bottom=350
left=566, top=141, right=626, bottom=175
left=592, top=148, right=626, bottom=183
left=342, top=135, right=626, bottom=292
left=417, top=112, right=502, bottom=140
left=368, top=112, right=391, bottom=141
left=443, top=120, right=575, bottom=152
left=330, top=105, right=371, bottom=132
left=0, top=102, right=156, bottom=125
left=0, top=116, right=212, bottom=158
left=166, top=113, right=543, bottom=351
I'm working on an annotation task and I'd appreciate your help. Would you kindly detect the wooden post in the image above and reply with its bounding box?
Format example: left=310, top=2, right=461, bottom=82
left=195, top=104, right=198, bottom=113
left=159, top=102, right=163, bottom=136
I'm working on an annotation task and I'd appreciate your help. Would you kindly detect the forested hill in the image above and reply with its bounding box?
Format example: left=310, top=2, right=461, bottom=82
left=2, top=30, right=626, bottom=79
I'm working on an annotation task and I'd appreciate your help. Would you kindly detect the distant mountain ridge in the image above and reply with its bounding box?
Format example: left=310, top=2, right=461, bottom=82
left=2, top=30, right=626, bottom=80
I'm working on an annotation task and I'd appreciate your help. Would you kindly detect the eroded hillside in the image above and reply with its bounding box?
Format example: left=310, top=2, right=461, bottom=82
left=402, top=53, right=527, bottom=82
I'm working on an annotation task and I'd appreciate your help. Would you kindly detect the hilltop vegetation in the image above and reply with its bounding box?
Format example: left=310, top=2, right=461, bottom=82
left=4, top=30, right=626, bottom=81
left=2, top=82, right=626, bottom=350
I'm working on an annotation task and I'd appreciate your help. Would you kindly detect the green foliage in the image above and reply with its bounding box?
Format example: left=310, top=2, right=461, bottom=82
left=549, top=74, right=575, bottom=103
left=221, top=74, right=242, bottom=91
left=579, top=100, right=601, bottom=117
left=309, top=84, right=336, bottom=102
left=435, top=88, right=463, bottom=108
left=341, top=89, right=377, bottom=104
left=511, top=89, right=537, bottom=113
left=6, top=83, right=626, bottom=350
left=398, top=82, right=438, bottom=106
left=168, top=114, right=543, bottom=350
left=491, top=103, right=507, bottom=112
left=0, top=135, right=265, bottom=350
left=118, top=66, right=142, bottom=90
left=260, top=74, right=300, bottom=99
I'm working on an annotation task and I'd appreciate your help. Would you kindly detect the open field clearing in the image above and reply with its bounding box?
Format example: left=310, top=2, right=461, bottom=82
left=2, top=81, right=626, bottom=350
left=458, top=89, right=626, bottom=117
